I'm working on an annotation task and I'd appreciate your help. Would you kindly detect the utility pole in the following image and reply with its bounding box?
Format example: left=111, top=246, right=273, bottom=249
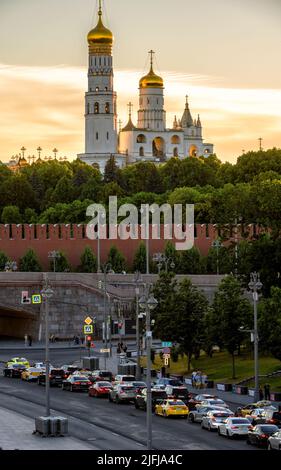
left=258, top=137, right=263, bottom=151
left=248, top=272, right=263, bottom=402
left=41, top=274, right=54, bottom=417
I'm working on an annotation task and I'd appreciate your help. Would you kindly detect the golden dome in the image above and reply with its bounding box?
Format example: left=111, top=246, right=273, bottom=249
left=87, top=6, right=113, bottom=48
left=139, top=52, right=163, bottom=89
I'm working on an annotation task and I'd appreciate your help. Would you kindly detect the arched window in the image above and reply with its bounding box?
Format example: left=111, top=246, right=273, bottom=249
left=96, top=132, right=99, bottom=140
left=105, top=102, right=110, bottom=114
left=136, top=134, right=147, bottom=143
left=95, top=86, right=99, bottom=92
left=139, top=147, right=144, bottom=157
left=94, top=102, right=99, bottom=114
left=173, top=147, right=179, bottom=157
left=189, top=145, right=198, bottom=157
left=87, top=103, right=90, bottom=114
left=171, top=135, right=180, bottom=144
left=105, top=86, right=108, bottom=91
left=107, top=132, right=109, bottom=140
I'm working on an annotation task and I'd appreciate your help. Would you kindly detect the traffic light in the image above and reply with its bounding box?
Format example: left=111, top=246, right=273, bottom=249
left=86, top=335, right=92, bottom=349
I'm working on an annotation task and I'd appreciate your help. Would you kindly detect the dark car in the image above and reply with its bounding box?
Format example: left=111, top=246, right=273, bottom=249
left=247, top=424, right=279, bottom=447
left=156, top=378, right=183, bottom=388
left=3, top=364, right=26, bottom=378
left=62, top=375, right=92, bottom=392
left=135, top=388, right=167, bottom=411
left=259, top=409, right=281, bottom=427
left=131, top=381, right=147, bottom=393
left=61, top=365, right=82, bottom=378
left=38, top=368, right=65, bottom=387
left=165, top=385, right=191, bottom=405
left=90, top=370, right=114, bottom=383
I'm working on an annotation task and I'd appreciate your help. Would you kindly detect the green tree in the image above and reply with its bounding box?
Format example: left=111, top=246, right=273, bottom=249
left=50, top=252, right=70, bottom=272
left=207, top=275, right=252, bottom=378
left=19, top=249, right=42, bottom=272
left=51, top=176, right=75, bottom=204
left=258, top=287, right=281, bottom=361
left=104, top=155, right=120, bottom=184
left=179, top=246, right=203, bottom=274
left=0, top=251, right=9, bottom=271
left=133, top=242, right=147, bottom=273
left=24, top=208, right=37, bottom=224
left=1, top=205, right=22, bottom=224
left=107, top=245, right=126, bottom=273
left=80, top=247, right=97, bottom=273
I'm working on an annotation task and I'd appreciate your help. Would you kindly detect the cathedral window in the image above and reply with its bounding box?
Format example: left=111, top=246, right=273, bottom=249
left=95, top=87, right=99, bottom=92
left=105, top=102, right=110, bottom=114
left=171, top=135, right=180, bottom=144
left=105, top=87, right=108, bottom=91
left=107, top=132, right=109, bottom=140
left=139, top=147, right=144, bottom=157
left=137, top=134, right=147, bottom=143
left=173, top=147, right=179, bottom=157
left=147, top=98, right=150, bottom=104
left=87, top=103, right=90, bottom=114
left=94, top=102, right=99, bottom=114
left=96, top=132, right=99, bottom=140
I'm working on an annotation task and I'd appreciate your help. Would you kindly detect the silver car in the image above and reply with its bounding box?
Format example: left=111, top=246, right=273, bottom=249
left=200, top=398, right=228, bottom=408
left=109, top=384, right=136, bottom=403
left=201, top=410, right=234, bottom=431
left=268, top=429, right=281, bottom=451
left=188, top=405, right=231, bottom=424
left=218, top=417, right=252, bottom=438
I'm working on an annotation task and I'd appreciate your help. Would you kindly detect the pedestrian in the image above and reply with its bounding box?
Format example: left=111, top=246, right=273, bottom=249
left=24, top=334, right=28, bottom=348
left=201, top=373, right=207, bottom=389
left=117, top=342, right=121, bottom=354
left=123, top=344, right=128, bottom=354
left=264, top=383, right=271, bottom=401
left=28, top=335, right=32, bottom=347
left=259, top=387, right=264, bottom=401
left=120, top=341, right=124, bottom=352
left=80, top=336, right=84, bottom=345
left=191, top=370, right=197, bottom=388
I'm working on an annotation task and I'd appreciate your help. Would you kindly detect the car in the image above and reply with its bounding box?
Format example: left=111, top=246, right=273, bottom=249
left=236, top=401, right=274, bottom=417
left=38, top=368, right=65, bottom=387
left=130, top=381, right=147, bottom=393
left=61, top=365, right=82, bottom=378
left=21, top=367, right=43, bottom=382
left=156, top=378, right=183, bottom=388
left=247, top=424, right=279, bottom=447
left=7, top=357, right=30, bottom=368
left=200, top=398, right=228, bottom=408
left=135, top=388, right=167, bottom=411
left=268, top=429, right=281, bottom=450
left=3, top=364, right=27, bottom=378
left=244, top=407, right=267, bottom=425
left=88, top=381, right=113, bottom=397
left=218, top=417, right=252, bottom=438
left=201, top=410, right=235, bottom=431
left=90, top=370, right=114, bottom=383
left=113, top=374, right=136, bottom=385
left=109, top=384, right=137, bottom=403
left=259, top=409, right=281, bottom=427
left=188, top=405, right=231, bottom=424
left=155, top=399, right=188, bottom=418
left=62, top=375, right=91, bottom=392
left=187, top=394, right=217, bottom=410
left=165, top=385, right=191, bottom=405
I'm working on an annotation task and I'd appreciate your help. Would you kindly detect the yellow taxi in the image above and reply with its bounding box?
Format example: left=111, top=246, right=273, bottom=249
left=21, top=367, right=43, bottom=382
left=7, top=357, right=30, bottom=368
left=155, top=399, right=188, bottom=418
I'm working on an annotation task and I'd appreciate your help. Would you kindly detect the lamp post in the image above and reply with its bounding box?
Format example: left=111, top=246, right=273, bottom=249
left=248, top=272, right=263, bottom=402
left=139, top=287, right=158, bottom=451
left=41, top=274, right=54, bottom=417
left=101, top=263, right=114, bottom=369
left=134, top=271, right=144, bottom=380
left=212, top=239, right=221, bottom=275
left=5, top=261, right=17, bottom=272
left=48, top=251, right=61, bottom=273
left=153, top=253, right=175, bottom=274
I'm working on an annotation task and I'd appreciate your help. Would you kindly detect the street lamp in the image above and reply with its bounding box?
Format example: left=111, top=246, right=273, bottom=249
left=134, top=271, right=144, bottom=380
left=139, top=287, right=158, bottom=451
left=212, top=239, right=222, bottom=275
left=5, top=261, right=17, bottom=272
left=153, top=253, right=175, bottom=274
left=41, top=274, right=54, bottom=417
left=248, top=272, right=262, bottom=402
left=100, top=263, right=114, bottom=369
left=48, top=251, right=61, bottom=273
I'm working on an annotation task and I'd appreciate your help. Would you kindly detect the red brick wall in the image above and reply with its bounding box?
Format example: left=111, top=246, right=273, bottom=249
left=0, top=224, right=265, bottom=270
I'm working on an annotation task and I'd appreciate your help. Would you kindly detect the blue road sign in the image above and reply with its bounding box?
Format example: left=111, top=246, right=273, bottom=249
left=162, top=341, right=172, bottom=347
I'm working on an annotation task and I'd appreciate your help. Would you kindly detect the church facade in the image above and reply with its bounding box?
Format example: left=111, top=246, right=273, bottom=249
left=78, top=2, right=214, bottom=172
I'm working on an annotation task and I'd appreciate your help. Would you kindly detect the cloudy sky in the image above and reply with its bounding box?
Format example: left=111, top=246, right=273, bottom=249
left=0, top=0, right=280, bottom=163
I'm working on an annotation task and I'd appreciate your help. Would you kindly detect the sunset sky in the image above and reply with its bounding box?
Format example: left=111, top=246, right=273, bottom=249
left=0, top=0, right=280, bottom=163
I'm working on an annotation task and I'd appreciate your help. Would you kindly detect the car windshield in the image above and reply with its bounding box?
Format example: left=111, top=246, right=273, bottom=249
left=121, top=377, right=135, bottom=381
left=209, top=400, right=225, bottom=405
left=73, top=377, right=88, bottom=381
left=152, top=391, right=166, bottom=398
left=168, top=401, right=185, bottom=406
left=168, top=380, right=183, bottom=386
left=100, top=372, right=112, bottom=377
left=260, top=425, right=278, bottom=432
left=272, top=412, right=281, bottom=419
left=132, top=382, right=146, bottom=387
left=120, top=386, right=134, bottom=391
left=213, top=413, right=230, bottom=418
left=172, top=388, right=188, bottom=396
left=50, top=369, right=64, bottom=375
left=98, top=382, right=112, bottom=387
left=231, top=419, right=250, bottom=424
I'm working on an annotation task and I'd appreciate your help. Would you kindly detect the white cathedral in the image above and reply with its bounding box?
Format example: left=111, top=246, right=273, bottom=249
left=78, top=2, right=214, bottom=173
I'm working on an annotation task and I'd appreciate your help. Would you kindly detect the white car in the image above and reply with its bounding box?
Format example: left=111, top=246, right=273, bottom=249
left=268, top=429, right=281, bottom=451
left=188, top=405, right=233, bottom=424
left=201, top=410, right=234, bottom=431
left=218, top=417, right=252, bottom=438
left=113, top=374, right=136, bottom=385
left=200, top=398, right=228, bottom=408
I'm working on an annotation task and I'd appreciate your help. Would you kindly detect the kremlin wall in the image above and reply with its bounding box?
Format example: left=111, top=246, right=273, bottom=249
left=0, top=223, right=265, bottom=271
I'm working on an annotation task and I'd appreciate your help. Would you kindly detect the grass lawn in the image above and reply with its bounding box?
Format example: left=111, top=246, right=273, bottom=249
left=141, top=351, right=281, bottom=389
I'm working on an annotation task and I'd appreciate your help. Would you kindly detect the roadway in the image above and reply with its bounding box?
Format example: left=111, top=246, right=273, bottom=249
left=0, top=348, right=260, bottom=451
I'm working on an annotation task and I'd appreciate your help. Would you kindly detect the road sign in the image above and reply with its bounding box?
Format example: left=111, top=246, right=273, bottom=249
left=164, top=356, right=169, bottom=366
left=163, top=347, right=170, bottom=354
left=84, top=325, right=93, bottom=334
left=21, top=291, right=31, bottom=305
left=100, top=348, right=110, bottom=353
left=162, top=342, right=172, bottom=347
left=90, top=342, right=95, bottom=348
left=32, top=294, right=42, bottom=304
left=163, top=353, right=170, bottom=359
left=84, top=317, right=93, bottom=325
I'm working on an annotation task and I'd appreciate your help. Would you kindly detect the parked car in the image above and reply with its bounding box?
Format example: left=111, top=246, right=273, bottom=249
left=155, top=399, right=188, bottom=418
left=247, top=424, right=279, bottom=447
left=201, top=410, right=235, bottom=431
left=218, top=417, right=252, bottom=438
left=268, top=429, right=281, bottom=450
left=7, top=357, right=30, bottom=368
left=38, top=368, right=65, bottom=387
left=88, top=381, right=113, bottom=397
left=3, top=364, right=26, bottom=378
left=259, top=409, right=281, bottom=427
left=188, top=405, right=230, bottom=424
left=135, top=388, right=167, bottom=411
left=200, top=398, right=228, bottom=408
left=21, top=367, right=43, bottom=382
left=165, top=385, right=191, bottom=405
left=109, top=384, right=137, bottom=403
left=90, top=370, right=114, bottom=383
left=114, top=374, right=136, bottom=385
left=62, top=375, right=91, bottom=392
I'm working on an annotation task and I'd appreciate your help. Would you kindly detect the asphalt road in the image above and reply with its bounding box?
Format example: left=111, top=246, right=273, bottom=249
left=0, top=349, right=261, bottom=451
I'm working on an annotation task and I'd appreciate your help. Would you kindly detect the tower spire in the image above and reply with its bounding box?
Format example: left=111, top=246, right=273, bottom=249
left=98, top=0, right=102, bottom=16
left=149, top=50, right=155, bottom=70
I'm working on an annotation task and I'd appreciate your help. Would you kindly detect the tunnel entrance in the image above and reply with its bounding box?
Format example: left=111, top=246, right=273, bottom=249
left=0, top=305, right=37, bottom=339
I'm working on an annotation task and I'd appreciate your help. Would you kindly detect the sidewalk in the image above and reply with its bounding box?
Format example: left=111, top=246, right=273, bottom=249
left=0, top=407, right=93, bottom=450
